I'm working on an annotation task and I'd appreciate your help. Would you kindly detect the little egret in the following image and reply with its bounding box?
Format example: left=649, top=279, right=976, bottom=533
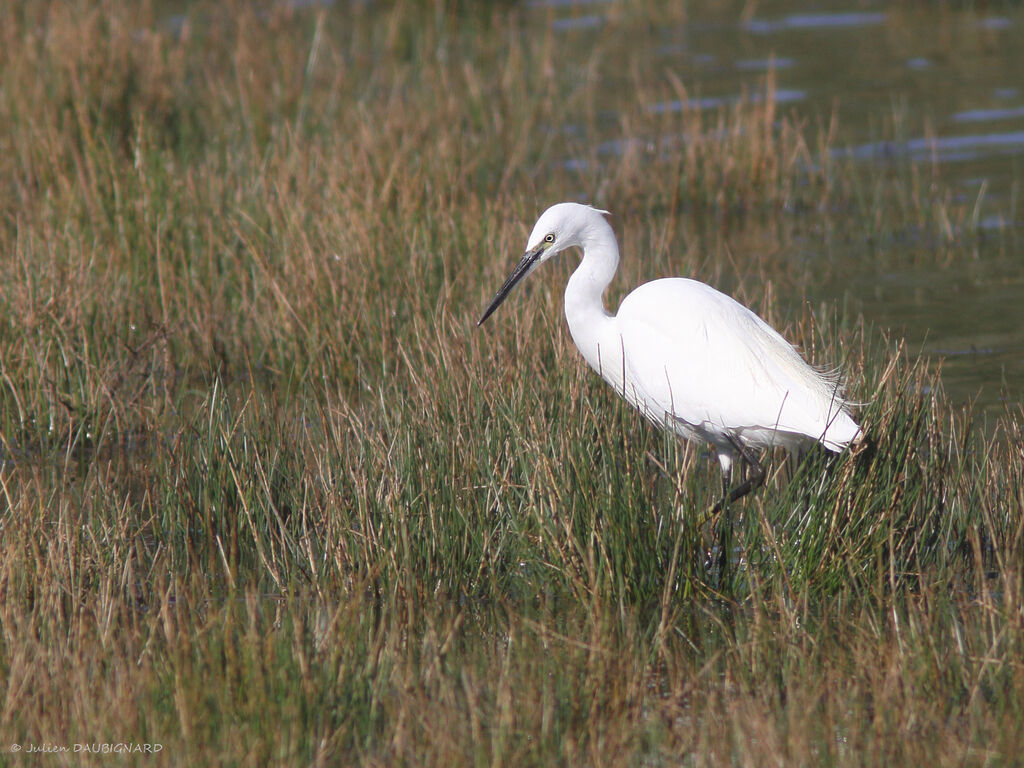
left=478, top=202, right=863, bottom=509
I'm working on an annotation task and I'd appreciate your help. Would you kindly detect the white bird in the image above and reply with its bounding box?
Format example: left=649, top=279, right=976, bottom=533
left=478, top=202, right=863, bottom=509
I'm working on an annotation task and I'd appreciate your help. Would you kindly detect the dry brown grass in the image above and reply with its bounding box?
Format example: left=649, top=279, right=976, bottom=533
left=0, top=1, right=1021, bottom=765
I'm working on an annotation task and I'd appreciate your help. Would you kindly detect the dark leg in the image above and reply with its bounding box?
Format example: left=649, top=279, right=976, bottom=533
left=722, top=435, right=766, bottom=505
left=701, top=437, right=766, bottom=580
left=708, top=436, right=765, bottom=515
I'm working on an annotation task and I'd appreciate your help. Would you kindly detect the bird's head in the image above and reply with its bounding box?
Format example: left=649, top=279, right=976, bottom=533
left=477, top=203, right=611, bottom=326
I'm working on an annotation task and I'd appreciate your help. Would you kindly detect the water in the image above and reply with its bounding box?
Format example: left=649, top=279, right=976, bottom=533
left=536, top=0, right=1024, bottom=415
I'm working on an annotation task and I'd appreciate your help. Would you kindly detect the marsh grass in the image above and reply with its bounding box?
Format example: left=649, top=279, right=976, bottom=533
left=1, top=1, right=1022, bottom=765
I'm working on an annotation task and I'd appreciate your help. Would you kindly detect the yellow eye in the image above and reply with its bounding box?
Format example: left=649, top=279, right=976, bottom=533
left=544, top=233, right=555, bottom=243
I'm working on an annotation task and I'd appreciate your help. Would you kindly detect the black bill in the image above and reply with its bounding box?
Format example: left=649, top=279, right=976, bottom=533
left=477, top=244, right=546, bottom=326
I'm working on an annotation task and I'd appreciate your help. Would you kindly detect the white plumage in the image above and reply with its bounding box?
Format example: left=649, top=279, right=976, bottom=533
left=479, top=202, right=862, bottom=505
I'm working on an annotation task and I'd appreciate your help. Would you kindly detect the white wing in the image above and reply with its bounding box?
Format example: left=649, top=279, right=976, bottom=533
left=611, top=278, right=857, bottom=450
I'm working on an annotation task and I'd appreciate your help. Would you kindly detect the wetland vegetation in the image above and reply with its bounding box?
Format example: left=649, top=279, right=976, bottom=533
left=1, top=1, right=1022, bottom=765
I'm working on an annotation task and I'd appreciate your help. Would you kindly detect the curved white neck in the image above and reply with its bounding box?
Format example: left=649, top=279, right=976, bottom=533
left=563, top=221, right=620, bottom=378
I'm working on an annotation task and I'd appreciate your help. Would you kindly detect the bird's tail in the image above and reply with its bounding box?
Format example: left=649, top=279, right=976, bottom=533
left=820, top=408, right=864, bottom=453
